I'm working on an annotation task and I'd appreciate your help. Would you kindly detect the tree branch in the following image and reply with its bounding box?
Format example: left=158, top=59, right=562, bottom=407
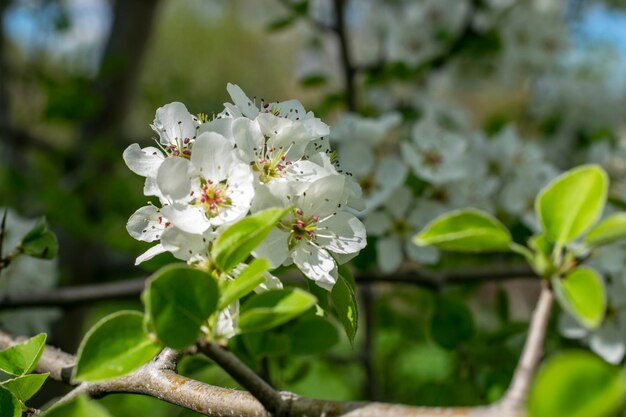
left=0, top=328, right=518, bottom=417
left=332, top=0, right=356, bottom=111
left=197, top=341, right=286, bottom=416
left=496, top=281, right=553, bottom=412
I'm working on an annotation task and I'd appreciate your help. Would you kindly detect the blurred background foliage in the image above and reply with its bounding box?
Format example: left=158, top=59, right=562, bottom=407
left=1, top=0, right=626, bottom=415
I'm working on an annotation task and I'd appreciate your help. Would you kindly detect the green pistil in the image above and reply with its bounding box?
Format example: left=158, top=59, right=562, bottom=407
left=254, top=148, right=291, bottom=183
left=280, top=209, right=319, bottom=249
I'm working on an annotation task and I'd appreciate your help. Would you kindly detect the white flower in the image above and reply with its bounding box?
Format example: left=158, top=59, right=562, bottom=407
left=254, top=175, right=367, bottom=290
left=401, top=114, right=470, bottom=184
left=364, top=187, right=443, bottom=273
left=157, top=132, right=255, bottom=234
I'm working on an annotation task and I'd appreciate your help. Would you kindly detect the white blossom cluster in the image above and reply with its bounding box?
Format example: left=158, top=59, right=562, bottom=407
left=335, top=102, right=558, bottom=274
left=124, top=84, right=367, bottom=291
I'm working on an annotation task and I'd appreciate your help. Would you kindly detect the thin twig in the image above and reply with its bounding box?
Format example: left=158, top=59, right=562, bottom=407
left=0, top=267, right=537, bottom=310
left=197, top=341, right=286, bottom=416
left=496, top=281, right=553, bottom=412
left=332, top=0, right=356, bottom=111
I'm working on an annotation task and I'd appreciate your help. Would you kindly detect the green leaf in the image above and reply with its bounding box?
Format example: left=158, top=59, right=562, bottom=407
left=288, top=316, right=339, bottom=355
left=211, top=207, right=290, bottom=273
left=73, top=311, right=161, bottom=382
left=20, top=218, right=58, bottom=260
left=536, top=164, right=608, bottom=245
left=413, top=209, right=512, bottom=252
left=1, top=373, right=48, bottom=403
left=0, top=387, right=20, bottom=417
left=41, top=395, right=112, bottom=417
left=242, top=332, right=291, bottom=358
left=552, top=267, right=605, bottom=329
left=239, top=288, right=317, bottom=332
left=584, top=213, right=626, bottom=247
left=0, top=333, right=46, bottom=376
left=144, top=265, right=219, bottom=349
left=219, top=258, right=270, bottom=310
left=429, top=296, right=475, bottom=349
left=529, top=351, right=626, bottom=417
left=331, top=265, right=358, bottom=344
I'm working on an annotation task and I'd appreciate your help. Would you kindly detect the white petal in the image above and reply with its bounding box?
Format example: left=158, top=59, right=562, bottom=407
left=589, top=323, right=626, bottom=364
left=191, top=132, right=234, bottom=182
left=161, top=227, right=210, bottom=261
left=232, top=118, right=264, bottom=163
left=384, top=186, right=414, bottom=218
left=292, top=242, right=338, bottom=290
left=300, top=175, right=346, bottom=217
left=154, top=102, right=197, bottom=146
left=160, top=204, right=211, bottom=234
left=157, top=157, right=192, bottom=200
left=376, top=236, right=403, bottom=273
left=126, top=206, right=164, bottom=242
left=317, top=212, right=366, bottom=255
left=338, top=143, right=375, bottom=177
left=253, top=228, right=290, bottom=268
left=375, top=157, right=408, bottom=189
left=363, top=210, right=393, bottom=236
left=255, top=272, right=284, bottom=292
left=226, top=83, right=259, bottom=119
left=135, top=244, right=166, bottom=265
left=123, top=144, right=163, bottom=177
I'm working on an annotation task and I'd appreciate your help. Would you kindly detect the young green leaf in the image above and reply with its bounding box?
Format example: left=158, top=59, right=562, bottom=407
left=219, top=258, right=270, bottom=310
left=331, top=265, right=358, bottom=344
left=288, top=316, right=339, bottom=355
left=413, top=209, right=512, bottom=252
left=211, top=207, right=290, bottom=273
left=73, top=311, right=161, bottom=382
left=0, top=387, right=21, bottom=417
left=239, top=288, right=317, bottom=332
left=536, top=164, right=608, bottom=245
left=584, top=213, right=626, bottom=247
left=144, top=265, right=219, bottom=349
left=20, top=218, right=58, bottom=260
left=1, top=373, right=48, bottom=403
left=552, top=267, right=605, bottom=329
left=529, top=351, right=626, bottom=417
left=0, top=333, right=46, bottom=376
left=429, top=296, right=475, bottom=349
left=40, top=395, right=112, bottom=417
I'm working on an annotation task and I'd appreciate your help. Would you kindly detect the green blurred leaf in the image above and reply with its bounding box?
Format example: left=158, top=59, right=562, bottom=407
left=73, top=311, right=161, bottom=382
left=239, top=288, right=317, bottom=332
left=212, top=207, right=290, bottom=273
left=1, top=373, right=48, bottom=403
left=144, top=265, right=219, bottom=349
left=0, top=333, right=46, bottom=376
left=300, top=74, right=327, bottom=88
left=0, top=387, right=20, bottom=417
left=288, top=316, right=339, bottom=355
left=41, top=395, right=112, bottom=417
left=331, top=265, right=358, bottom=344
left=536, top=165, right=607, bottom=245
left=529, top=351, right=626, bottom=417
left=429, top=296, right=475, bottom=349
left=413, top=209, right=512, bottom=252
left=267, top=16, right=296, bottom=31
left=552, top=267, right=605, bottom=330
left=584, top=213, right=626, bottom=247
left=219, top=258, right=270, bottom=310
left=20, top=218, right=58, bottom=260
